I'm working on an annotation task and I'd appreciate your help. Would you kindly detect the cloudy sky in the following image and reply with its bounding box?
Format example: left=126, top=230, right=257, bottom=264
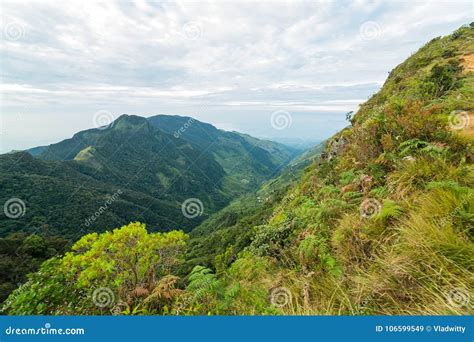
left=0, top=0, right=472, bottom=152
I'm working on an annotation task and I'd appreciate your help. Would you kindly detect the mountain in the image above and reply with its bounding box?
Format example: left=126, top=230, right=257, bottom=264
left=147, top=115, right=300, bottom=192
left=0, top=114, right=298, bottom=239
left=3, top=24, right=473, bottom=316
left=181, top=24, right=472, bottom=315
left=185, top=142, right=325, bottom=270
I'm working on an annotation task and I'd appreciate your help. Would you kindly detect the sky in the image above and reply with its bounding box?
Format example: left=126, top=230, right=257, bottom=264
left=0, top=0, right=472, bottom=152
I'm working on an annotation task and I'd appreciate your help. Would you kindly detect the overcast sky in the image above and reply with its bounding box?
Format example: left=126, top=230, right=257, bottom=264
left=0, top=0, right=472, bottom=152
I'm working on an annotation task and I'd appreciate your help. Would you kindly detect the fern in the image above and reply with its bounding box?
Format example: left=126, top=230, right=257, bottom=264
left=340, top=170, right=357, bottom=186
left=298, top=236, right=319, bottom=262
left=375, top=200, right=404, bottom=221
left=426, top=180, right=470, bottom=195
left=187, top=266, right=223, bottom=303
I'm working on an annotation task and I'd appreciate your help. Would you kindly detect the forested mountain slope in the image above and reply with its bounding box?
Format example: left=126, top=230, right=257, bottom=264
left=0, top=115, right=297, bottom=303
left=185, top=142, right=325, bottom=271
left=3, top=24, right=473, bottom=315
left=1, top=115, right=297, bottom=237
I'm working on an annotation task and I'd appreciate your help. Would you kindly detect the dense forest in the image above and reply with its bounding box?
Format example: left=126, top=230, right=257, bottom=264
left=1, top=114, right=298, bottom=238
left=2, top=24, right=473, bottom=315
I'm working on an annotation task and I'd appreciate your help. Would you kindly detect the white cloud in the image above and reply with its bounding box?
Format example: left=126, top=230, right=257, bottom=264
left=0, top=0, right=472, bottom=152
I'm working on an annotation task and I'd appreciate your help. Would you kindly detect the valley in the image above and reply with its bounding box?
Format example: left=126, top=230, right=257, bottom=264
left=1, top=24, right=473, bottom=316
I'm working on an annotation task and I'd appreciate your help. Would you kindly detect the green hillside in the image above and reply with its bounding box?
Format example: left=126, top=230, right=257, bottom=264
left=0, top=114, right=297, bottom=302
left=3, top=24, right=473, bottom=315
left=147, top=115, right=299, bottom=193
left=184, top=24, right=473, bottom=315
left=1, top=114, right=297, bottom=237
left=185, top=142, right=325, bottom=271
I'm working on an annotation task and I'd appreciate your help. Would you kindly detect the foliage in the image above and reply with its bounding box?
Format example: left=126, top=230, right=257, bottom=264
left=419, top=60, right=463, bottom=98
left=3, top=25, right=474, bottom=316
left=2, top=223, right=188, bottom=315
left=0, top=233, right=68, bottom=303
left=1, top=115, right=298, bottom=238
left=0, top=114, right=298, bottom=300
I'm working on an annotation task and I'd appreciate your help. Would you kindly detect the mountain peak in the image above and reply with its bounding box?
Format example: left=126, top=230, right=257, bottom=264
left=111, top=114, right=153, bottom=134
left=113, top=114, right=148, bottom=126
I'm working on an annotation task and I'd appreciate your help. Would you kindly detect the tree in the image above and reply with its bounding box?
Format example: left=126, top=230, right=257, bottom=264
left=3, top=222, right=187, bottom=315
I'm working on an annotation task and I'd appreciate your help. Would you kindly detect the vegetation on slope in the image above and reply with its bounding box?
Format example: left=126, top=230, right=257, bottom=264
left=1, top=114, right=297, bottom=238
left=0, top=114, right=297, bottom=302
left=3, top=24, right=473, bottom=315
left=3, top=223, right=187, bottom=315
left=185, top=142, right=324, bottom=272
left=0, top=232, right=69, bottom=303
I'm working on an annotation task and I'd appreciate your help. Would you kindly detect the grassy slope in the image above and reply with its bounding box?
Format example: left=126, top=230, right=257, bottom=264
left=209, top=24, right=474, bottom=315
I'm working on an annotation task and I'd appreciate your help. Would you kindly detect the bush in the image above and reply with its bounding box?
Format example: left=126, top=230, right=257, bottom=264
left=3, top=223, right=188, bottom=315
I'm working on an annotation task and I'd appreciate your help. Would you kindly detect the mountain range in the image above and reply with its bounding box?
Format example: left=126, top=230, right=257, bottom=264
left=1, top=24, right=473, bottom=315
left=0, top=114, right=299, bottom=239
